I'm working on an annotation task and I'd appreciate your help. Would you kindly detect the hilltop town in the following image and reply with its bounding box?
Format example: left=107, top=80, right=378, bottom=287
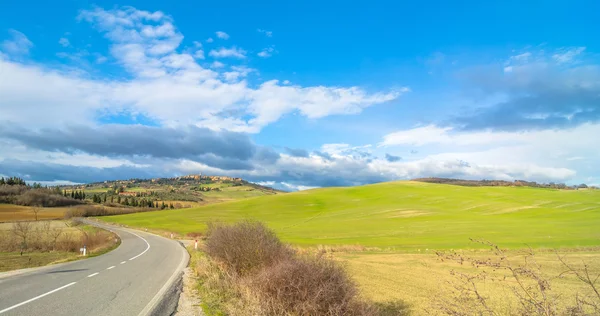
left=60, top=174, right=279, bottom=208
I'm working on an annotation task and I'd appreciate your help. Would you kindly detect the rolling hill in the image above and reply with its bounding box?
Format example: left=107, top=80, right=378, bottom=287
left=100, top=181, right=600, bottom=250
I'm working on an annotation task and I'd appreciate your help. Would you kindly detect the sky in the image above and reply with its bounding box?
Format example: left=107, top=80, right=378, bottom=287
left=1, top=0, right=599, bottom=190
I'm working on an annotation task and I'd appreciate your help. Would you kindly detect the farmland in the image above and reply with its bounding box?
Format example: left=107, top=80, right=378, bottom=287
left=0, top=204, right=68, bottom=222
left=100, top=181, right=600, bottom=250
left=100, top=180, right=600, bottom=313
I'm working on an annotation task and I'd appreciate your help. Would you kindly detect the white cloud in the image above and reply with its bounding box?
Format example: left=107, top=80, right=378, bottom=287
left=257, top=29, right=273, bottom=37
left=215, top=31, right=229, bottom=40
left=282, top=80, right=290, bottom=85
left=209, top=46, right=246, bottom=59
left=95, top=54, right=108, bottom=64
left=552, top=47, right=585, bottom=64
left=257, top=47, right=275, bottom=58
left=210, top=61, right=225, bottom=68
left=194, top=49, right=205, bottom=59
left=58, top=37, right=70, bottom=47
left=223, top=66, right=255, bottom=82
left=0, top=6, right=402, bottom=136
left=378, top=123, right=600, bottom=185
left=206, top=37, right=214, bottom=43
left=1, top=29, right=33, bottom=55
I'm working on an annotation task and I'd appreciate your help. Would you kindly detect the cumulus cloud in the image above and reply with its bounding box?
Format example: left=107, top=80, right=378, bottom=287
left=454, top=47, right=600, bottom=131
left=0, top=6, right=401, bottom=134
left=1, top=29, right=33, bottom=55
left=209, top=46, right=246, bottom=59
left=0, top=124, right=280, bottom=171
left=257, top=47, right=275, bottom=58
left=215, top=31, right=229, bottom=39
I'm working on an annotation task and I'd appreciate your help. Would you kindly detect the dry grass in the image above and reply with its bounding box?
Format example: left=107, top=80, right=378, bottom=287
left=0, top=220, right=119, bottom=272
left=194, top=221, right=407, bottom=316
left=0, top=204, right=68, bottom=222
left=334, top=251, right=600, bottom=315
left=204, top=221, right=293, bottom=276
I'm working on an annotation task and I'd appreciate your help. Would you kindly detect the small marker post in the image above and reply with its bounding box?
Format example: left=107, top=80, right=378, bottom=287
left=194, top=240, right=198, bottom=250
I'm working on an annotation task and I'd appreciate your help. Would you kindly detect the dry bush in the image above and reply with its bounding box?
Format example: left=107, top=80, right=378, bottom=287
left=15, top=189, right=81, bottom=207
left=204, top=221, right=294, bottom=276
left=435, top=239, right=600, bottom=315
left=0, top=185, right=29, bottom=203
left=248, top=254, right=375, bottom=316
left=64, top=205, right=156, bottom=219
left=198, top=221, right=408, bottom=316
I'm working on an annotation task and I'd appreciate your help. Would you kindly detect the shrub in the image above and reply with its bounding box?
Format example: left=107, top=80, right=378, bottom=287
left=198, top=221, right=406, bottom=315
left=15, top=189, right=82, bottom=207
left=249, top=254, right=372, bottom=316
left=204, top=221, right=293, bottom=276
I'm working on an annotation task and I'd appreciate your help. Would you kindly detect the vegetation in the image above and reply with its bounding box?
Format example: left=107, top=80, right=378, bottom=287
left=0, top=183, right=82, bottom=207
left=100, top=181, right=600, bottom=250
left=0, top=220, right=119, bottom=272
left=102, top=180, right=600, bottom=314
left=414, top=177, right=596, bottom=190
left=59, top=174, right=279, bottom=208
left=193, top=221, right=405, bottom=315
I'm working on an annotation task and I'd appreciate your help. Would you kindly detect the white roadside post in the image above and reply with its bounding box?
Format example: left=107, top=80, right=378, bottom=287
left=170, top=233, right=173, bottom=239
left=83, top=245, right=87, bottom=256
left=194, top=240, right=198, bottom=250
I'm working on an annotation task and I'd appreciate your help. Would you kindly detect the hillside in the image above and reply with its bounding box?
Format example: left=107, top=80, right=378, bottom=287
left=100, top=181, right=600, bottom=250
left=62, top=174, right=280, bottom=207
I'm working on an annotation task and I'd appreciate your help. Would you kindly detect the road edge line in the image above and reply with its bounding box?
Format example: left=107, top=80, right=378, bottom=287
left=137, top=240, right=189, bottom=316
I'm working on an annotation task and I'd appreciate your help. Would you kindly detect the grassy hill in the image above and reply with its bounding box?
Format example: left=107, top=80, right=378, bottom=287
left=100, top=181, right=600, bottom=250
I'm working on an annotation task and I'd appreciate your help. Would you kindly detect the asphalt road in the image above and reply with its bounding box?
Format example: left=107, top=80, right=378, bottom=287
left=0, top=219, right=188, bottom=316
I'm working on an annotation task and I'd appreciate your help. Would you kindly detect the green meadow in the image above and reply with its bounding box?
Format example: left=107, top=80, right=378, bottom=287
left=100, top=181, right=600, bottom=251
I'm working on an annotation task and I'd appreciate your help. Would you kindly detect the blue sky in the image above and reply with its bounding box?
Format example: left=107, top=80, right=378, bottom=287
left=1, top=1, right=599, bottom=190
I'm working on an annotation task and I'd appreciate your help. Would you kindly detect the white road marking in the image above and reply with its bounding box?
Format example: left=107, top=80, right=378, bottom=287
left=128, top=232, right=150, bottom=261
left=87, top=273, right=99, bottom=278
left=120, top=261, right=126, bottom=264
left=107, top=266, right=115, bottom=270
left=0, top=282, right=77, bottom=314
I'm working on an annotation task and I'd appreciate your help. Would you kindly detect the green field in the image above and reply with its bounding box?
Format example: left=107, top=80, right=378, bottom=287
left=100, top=181, right=600, bottom=250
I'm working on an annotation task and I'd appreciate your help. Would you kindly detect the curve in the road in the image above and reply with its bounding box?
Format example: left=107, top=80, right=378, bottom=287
left=0, top=220, right=188, bottom=316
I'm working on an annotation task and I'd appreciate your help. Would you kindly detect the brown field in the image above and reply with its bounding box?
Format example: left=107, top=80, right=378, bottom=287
left=0, top=220, right=119, bottom=272
left=335, top=251, right=600, bottom=314
left=0, top=204, right=68, bottom=222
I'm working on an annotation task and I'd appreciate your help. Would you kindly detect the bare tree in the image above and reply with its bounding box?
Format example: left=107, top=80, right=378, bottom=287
left=32, top=207, right=41, bottom=221
left=12, top=221, right=32, bottom=255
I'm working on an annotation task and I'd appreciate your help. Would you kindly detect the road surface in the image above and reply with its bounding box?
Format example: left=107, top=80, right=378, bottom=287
left=0, top=220, right=188, bottom=316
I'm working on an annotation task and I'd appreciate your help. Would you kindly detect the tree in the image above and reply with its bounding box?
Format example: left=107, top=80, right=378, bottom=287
left=110, top=196, right=114, bottom=203
left=123, top=197, right=129, bottom=206
left=169, top=203, right=174, bottom=209
left=0, top=177, right=4, bottom=185
left=161, top=202, right=166, bottom=210
left=32, top=207, right=41, bottom=221
left=71, top=190, right=75, bottom=199
left=82, top=191, right=86, bottom=200
left=103, top=195, right=107, bottom=203
left=12, top=221, right=32, bottom=255
left=117, top=196, right=121, bottom=204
